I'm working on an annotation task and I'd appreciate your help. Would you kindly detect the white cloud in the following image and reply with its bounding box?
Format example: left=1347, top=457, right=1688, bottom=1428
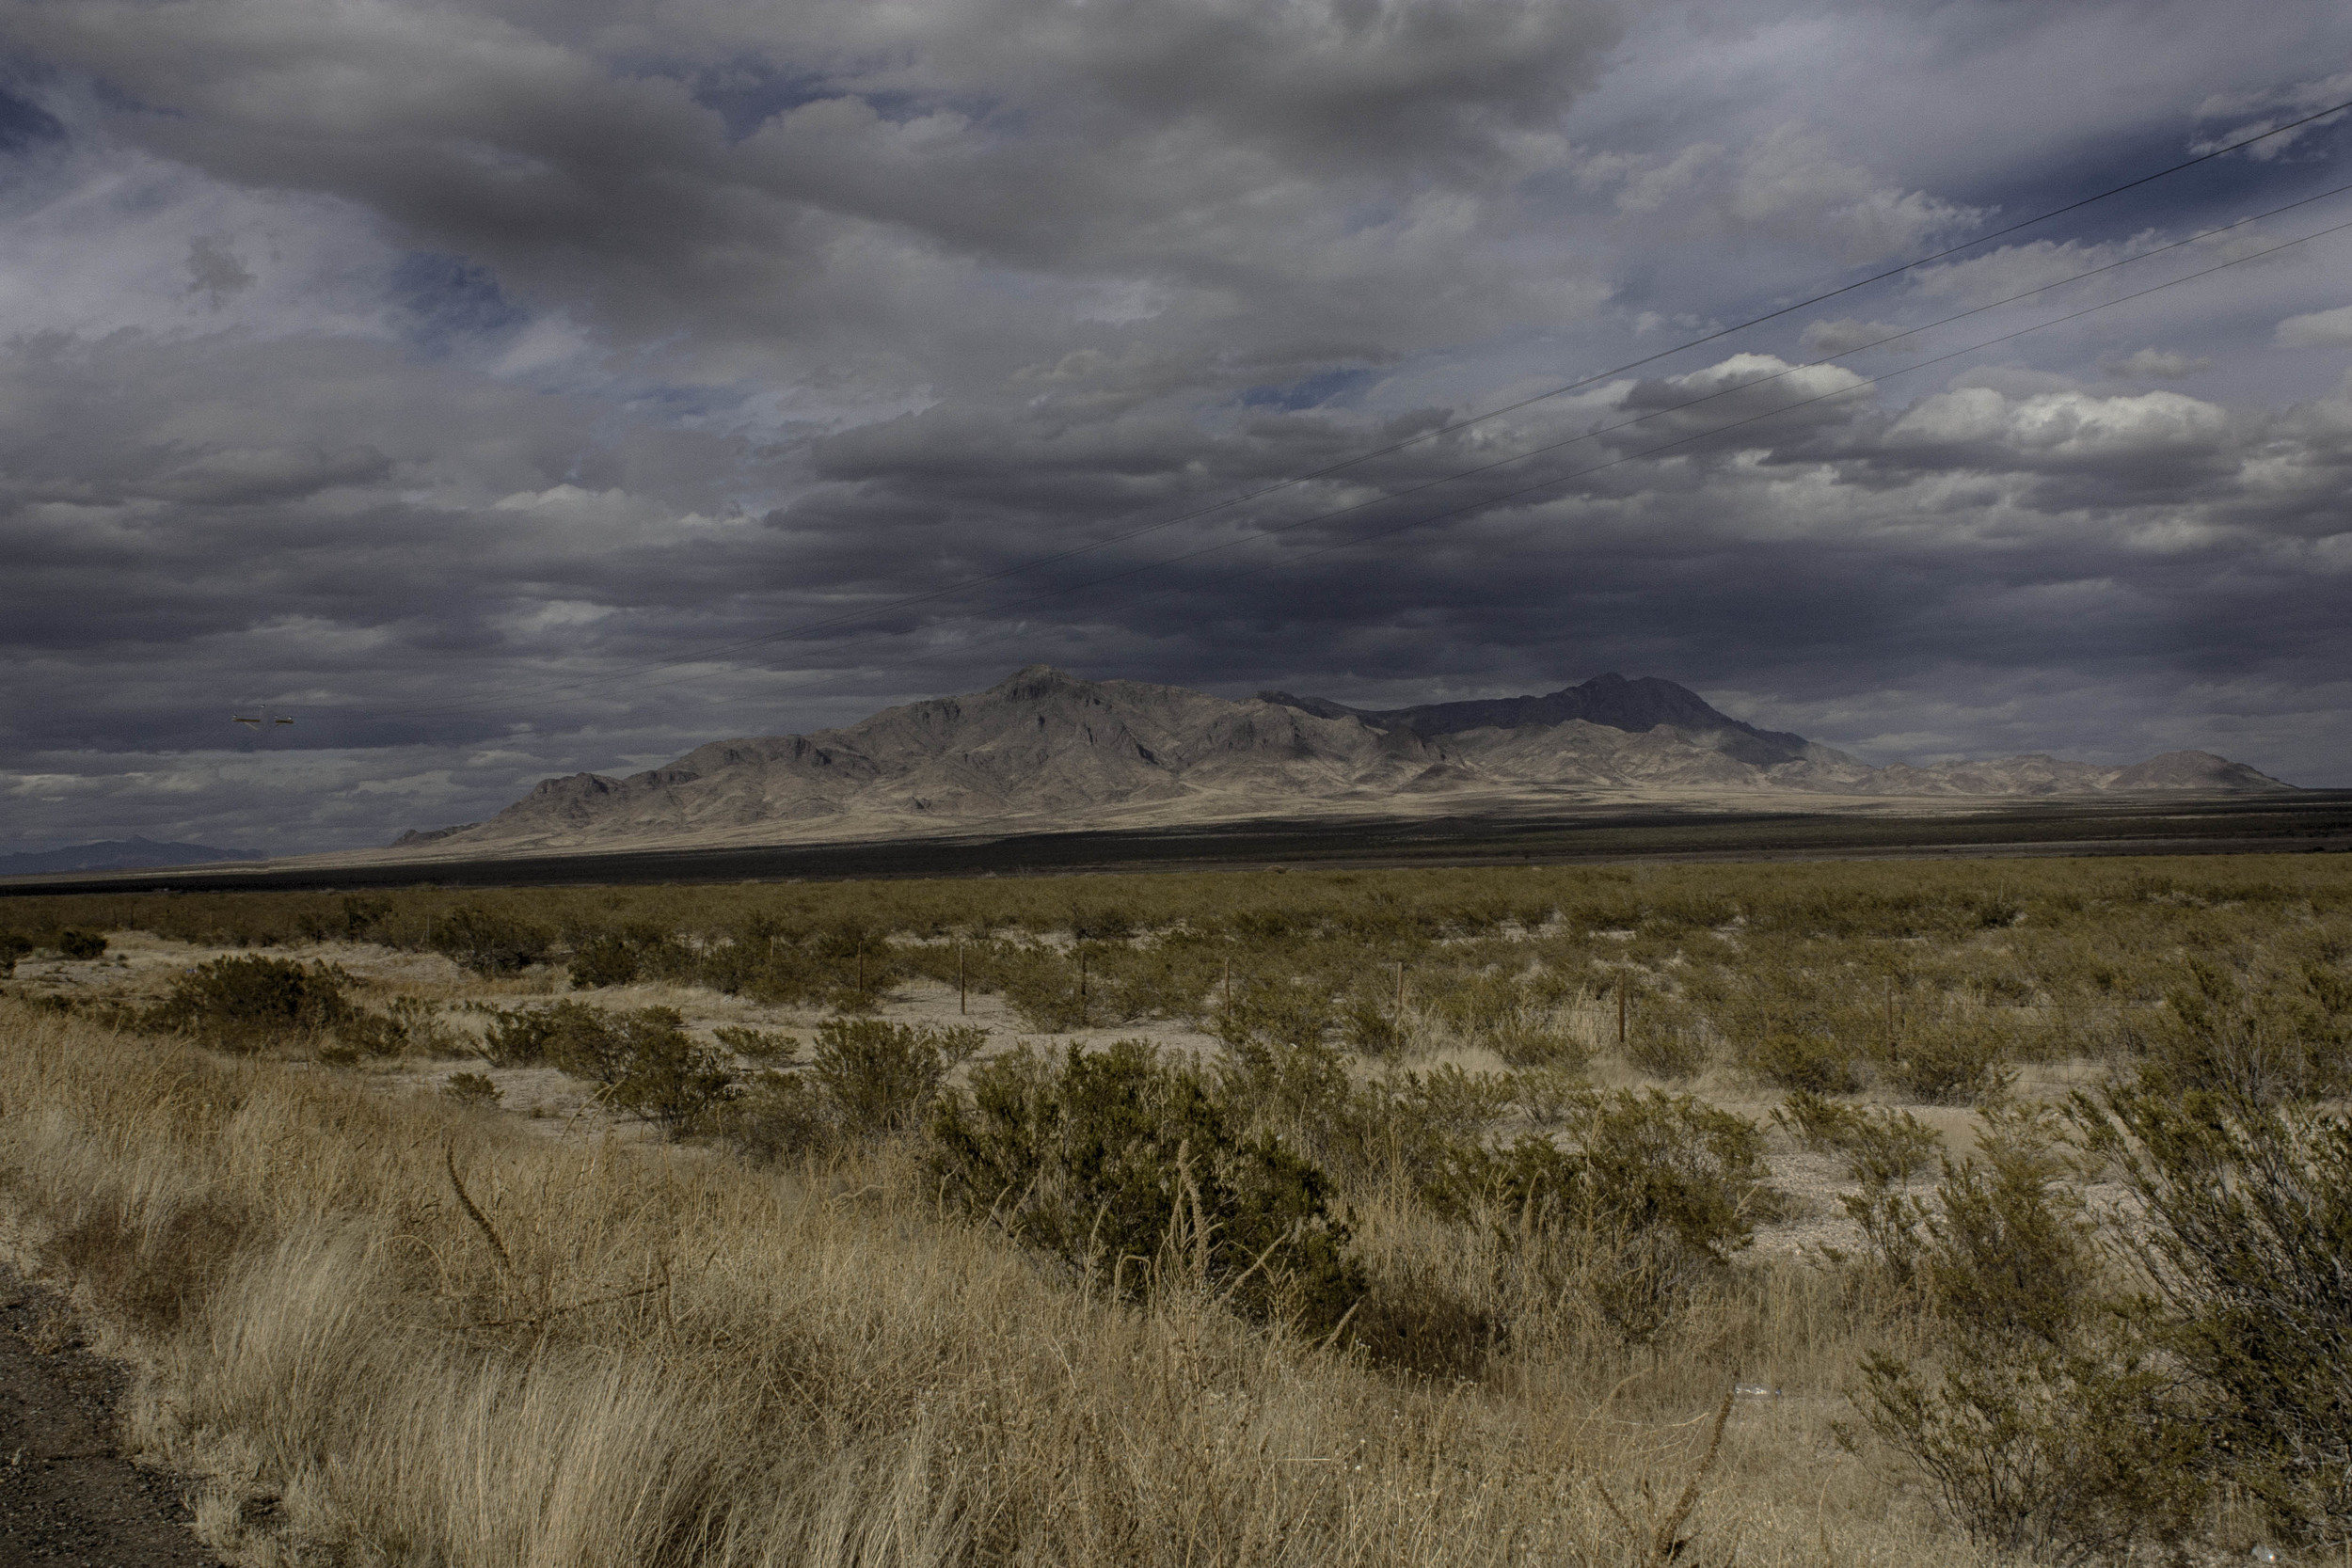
left=1883, top=388, right=2233, bottom=465
left=1800, top=318, right=1914, bottom=356
left=2101, top=347, right=2213, bottom=381
left=2193, top=71, right=2352, bottom=160
left=2275, top=304, right=2352, bottom=348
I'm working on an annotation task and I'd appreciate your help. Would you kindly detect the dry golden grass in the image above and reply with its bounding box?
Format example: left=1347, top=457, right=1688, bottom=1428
left=0, top=996, right=1984, bottom=1568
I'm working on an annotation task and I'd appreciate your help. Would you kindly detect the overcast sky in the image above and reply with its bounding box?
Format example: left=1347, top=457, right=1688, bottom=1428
left=4, top=0, right=2351, bottom=853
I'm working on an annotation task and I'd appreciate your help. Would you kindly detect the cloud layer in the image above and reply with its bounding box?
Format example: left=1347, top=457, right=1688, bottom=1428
left=3, top=0, right=2351, bottom=852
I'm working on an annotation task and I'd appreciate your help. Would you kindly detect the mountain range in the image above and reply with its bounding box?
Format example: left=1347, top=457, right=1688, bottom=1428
left=0, top=837, right=264, bottom=876
left=390, top=668, right=2294, bottom=855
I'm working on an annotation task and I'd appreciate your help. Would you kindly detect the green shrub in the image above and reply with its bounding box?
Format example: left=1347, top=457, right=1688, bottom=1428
left=1750, top=1029, right=1864, bottom=1094
left=1773, top=1092, right=1941, bottom=1183
left=147, top=957, right=352, bottom=1050
left=1318, top=1065, right=1517, bottom=1189
left=1425, top=1090, right=1773, bottom=1343
left=1215, top=1031, right=1350, bottom=1151
left=1852, top=1335, right=2203, bottom=1568
left=0, top=931, right=29, bottom=976
left=338, top=895, right=393, bottom=939
left=927, top=1039, right=1361, bottom=1331
left=606, top=1021, right=738, bottom=1136
left=1625, top=1021, right=1710, bottom=1080
left=997, top=945, right=1089, bottom=1032
left=1508, top=1066, right=1591, bottom=1129
left=2147, top=957, right=2352, bottom=1102
left=482, top=999, right=611, bottom=1068
left=442, top=1071, right=502, bottom=1108
left=718, top=1069, right=827, bottom=1163
left=1211, top=975, right=1334, bottom=1053
left=1882, top=1018, right=2015, bottom=1104
left=542, top=1006, right=671, bottom=1086
left=337, top=996, right=459, bottom=1060
left=1851, top=1108, right=2205, bottom=1564
left=57, top=929, right=107, bottom=960
left=429, top=904, right=550, bottom=976
left=808, top=1018, right=985, bottom=1138
left=1485, top=1006, right=1590, bottom=1069
left=711, top=1024, right=800, bottom=1064
left=2077, top=1069, right=2352, bottom=1540
left=567, top=933, right=642, bottom=989
left=514, top=1003, right=739, bottom=1135
left=1337, top=996, right=1408, bottom=1056
left=1436, top=1089, right=1777, bottom=1264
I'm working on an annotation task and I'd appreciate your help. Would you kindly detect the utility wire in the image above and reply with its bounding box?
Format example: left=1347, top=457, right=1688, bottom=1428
left=372, top=91, right=2352, bottom=724
left=964, top=210, right=2352, bottom=635
left=608, top=202, right=2352, bottom=693
left=392, top=180, right=2352, bottom=722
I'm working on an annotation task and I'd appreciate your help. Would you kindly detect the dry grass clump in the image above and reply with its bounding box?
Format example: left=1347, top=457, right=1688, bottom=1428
left=0, top=998, right=1955, bottom=1568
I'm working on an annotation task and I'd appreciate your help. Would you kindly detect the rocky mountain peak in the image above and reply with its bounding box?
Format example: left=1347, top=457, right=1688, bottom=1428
left=396, top=667, right=2296, bottom=854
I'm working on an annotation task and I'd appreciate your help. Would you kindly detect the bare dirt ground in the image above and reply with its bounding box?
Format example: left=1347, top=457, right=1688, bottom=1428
left=0, top=1264, right=220, bottom=1567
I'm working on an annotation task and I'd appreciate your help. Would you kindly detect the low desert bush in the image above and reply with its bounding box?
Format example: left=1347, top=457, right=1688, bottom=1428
left=567, top=932, right=643, bottom=989
left=720, top=1019, right=985, bottom=1162
left=337, top=995, right=462, bottom=1061
left=481, top=998, right=610, bottom=1068
left=1212, top=975, right=1335, bottom=1053
left=1337, top=995, right=1410, bottom=1056
left=1436, top=1089, right=1777, bottom=1264
left=710, top=1024, right=799, bottom=1064
left=428, top=903, right=550, bottom=976
left=0, top=931, right=29, bottom=975
left=1851, top=1106, right=2206, bottom=1564
left=1749, top=1029, right=1865, bottom=1094
left=606, top=1022, right=739, bottom=1136
left=534, top=1005, right=739, bottom=1133
left=2145, top=957, right=2352, bottom=1102
left=1879, top=1017, right=2015, bottom=1104
left=1484, top=1006, right=1590, bottom=1069
left=57, top=928, right=107, bottom=959
left=1316, top=1065, right=1517, bottom=1190
left=1774, top=1092, right=1942, bottom=1184
left=486, top=1000, right=739, bottom=1134
left=996, top=944, right=1090, bottom=1032
left=146, top=956, right=353, bottom=1051
left=442, top=1070, right=502, bottom=1107
left=1624, top=1019, right=1711, bottom=1081
left=1426, top=1089, right=1777, bottom=1343
left=927, top=1038, right=1362, bottom=1330
left=809, top=1017, right=985, bottom=1137
left=2079, top=1065, right=2352, bottom=1540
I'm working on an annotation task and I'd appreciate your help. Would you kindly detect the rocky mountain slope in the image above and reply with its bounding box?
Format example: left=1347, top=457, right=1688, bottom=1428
left=396, top=667, right=2295, bottom=853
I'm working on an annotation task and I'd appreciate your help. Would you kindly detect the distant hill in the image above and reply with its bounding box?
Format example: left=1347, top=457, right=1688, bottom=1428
left=0, top=836, right=264, bottom=876
left=1260, top=672, right=1824, bottom=766
left=393, top=666, right=2296, bottom=855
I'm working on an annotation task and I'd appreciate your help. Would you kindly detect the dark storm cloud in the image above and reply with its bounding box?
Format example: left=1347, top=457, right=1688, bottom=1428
left=2, top=0, right=2351, bottom=853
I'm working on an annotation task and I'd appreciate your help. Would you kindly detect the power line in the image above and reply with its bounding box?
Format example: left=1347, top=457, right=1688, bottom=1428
left=370, top=89, right=2352, bottom=725
left=978, top=210, right=2352, bottom=634
left=389, top=180, right=2352, bottom=722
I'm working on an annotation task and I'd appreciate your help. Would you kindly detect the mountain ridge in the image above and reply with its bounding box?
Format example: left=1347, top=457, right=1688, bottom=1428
left=1259, top=673, right=1831, bottom=768
left=395, top=667, right=2294, bottom=853
left=0, top=837, right=264, bottom=875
